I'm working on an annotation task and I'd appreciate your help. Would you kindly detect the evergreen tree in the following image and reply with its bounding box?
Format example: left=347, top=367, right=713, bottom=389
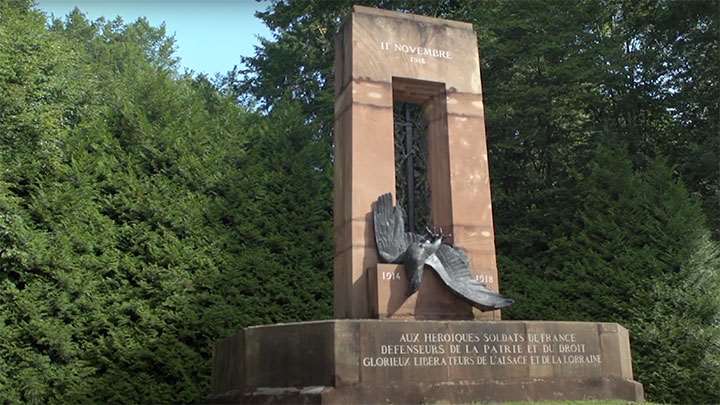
left=534, top=146, right=720, bottom=403
left=0, top=3, right=332, bottom=403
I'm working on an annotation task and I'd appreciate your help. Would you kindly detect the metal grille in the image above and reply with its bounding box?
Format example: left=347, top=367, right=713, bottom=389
left=393, top=102, right=430, bottom=234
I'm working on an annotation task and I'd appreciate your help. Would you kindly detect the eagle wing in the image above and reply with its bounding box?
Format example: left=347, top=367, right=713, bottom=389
left=425, top=244, right=514, bottom=311
left=373, top=193, right=420, bottom=263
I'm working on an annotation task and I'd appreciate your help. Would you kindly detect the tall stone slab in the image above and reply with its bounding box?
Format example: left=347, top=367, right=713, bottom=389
left=334, top=6, right=500, bottom=320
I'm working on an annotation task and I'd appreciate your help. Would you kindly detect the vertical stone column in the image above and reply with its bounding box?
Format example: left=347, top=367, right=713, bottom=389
left=446, top=90, right=500, bottom=320
left=334, top=6, right=501, bottom=319
left=334, top=21, right=396, bottom=318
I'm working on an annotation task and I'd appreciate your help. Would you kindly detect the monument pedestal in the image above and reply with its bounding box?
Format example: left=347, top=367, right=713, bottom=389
left=209, top=320, right=644, bottom=404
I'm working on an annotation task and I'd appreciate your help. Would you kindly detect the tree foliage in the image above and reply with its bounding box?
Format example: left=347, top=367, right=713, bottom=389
left=0, top=3, right=331, bottom=403
left=515, top=146, right=720, bottom=402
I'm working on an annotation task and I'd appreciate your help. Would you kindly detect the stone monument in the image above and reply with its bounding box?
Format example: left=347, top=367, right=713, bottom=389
left=209, top=6, right=644, bottom=403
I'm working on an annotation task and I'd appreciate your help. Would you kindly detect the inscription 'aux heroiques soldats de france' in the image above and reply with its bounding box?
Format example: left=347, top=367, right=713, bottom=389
left=361, top=332, right=602, bottom=368
left=379, top=41, right=452, bottom=64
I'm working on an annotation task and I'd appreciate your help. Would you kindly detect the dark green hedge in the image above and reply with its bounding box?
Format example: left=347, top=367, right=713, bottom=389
left=0, top=3, right=331, bottom=403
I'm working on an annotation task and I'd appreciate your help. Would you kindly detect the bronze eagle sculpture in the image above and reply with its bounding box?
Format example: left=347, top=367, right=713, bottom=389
left=372, top=193, right=514, bottom=311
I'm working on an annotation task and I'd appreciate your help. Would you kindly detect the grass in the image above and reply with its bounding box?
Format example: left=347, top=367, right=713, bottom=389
left=427, top=401, right=661, bottom=405
left=474, top=400, right=660, bottom=405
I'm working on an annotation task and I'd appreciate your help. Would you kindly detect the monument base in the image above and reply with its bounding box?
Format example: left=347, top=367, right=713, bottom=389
left=209, top=320, right=644, bottom=404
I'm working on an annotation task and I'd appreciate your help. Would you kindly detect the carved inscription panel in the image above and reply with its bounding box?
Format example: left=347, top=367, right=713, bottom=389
left=378, top=41, right=453, bottom=65
left=359, top=322, right=604, bottom=383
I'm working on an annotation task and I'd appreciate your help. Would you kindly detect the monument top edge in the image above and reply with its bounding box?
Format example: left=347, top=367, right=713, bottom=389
left=352, top=5, right=474, bottom=31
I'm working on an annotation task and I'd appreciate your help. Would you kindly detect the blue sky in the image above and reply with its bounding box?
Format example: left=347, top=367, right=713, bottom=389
left=37, top=0, right=273, bottom=76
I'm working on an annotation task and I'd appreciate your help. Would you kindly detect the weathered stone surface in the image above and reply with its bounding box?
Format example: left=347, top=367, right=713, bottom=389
left=244, top=321, right=335, bottom=388
left=211, top=332, right=245, bottom=395
left=368, top=264, right=474, bottom=320
left=209, top=320, right=644, bottom=404
left=333, top=5, right=501, bottom=320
